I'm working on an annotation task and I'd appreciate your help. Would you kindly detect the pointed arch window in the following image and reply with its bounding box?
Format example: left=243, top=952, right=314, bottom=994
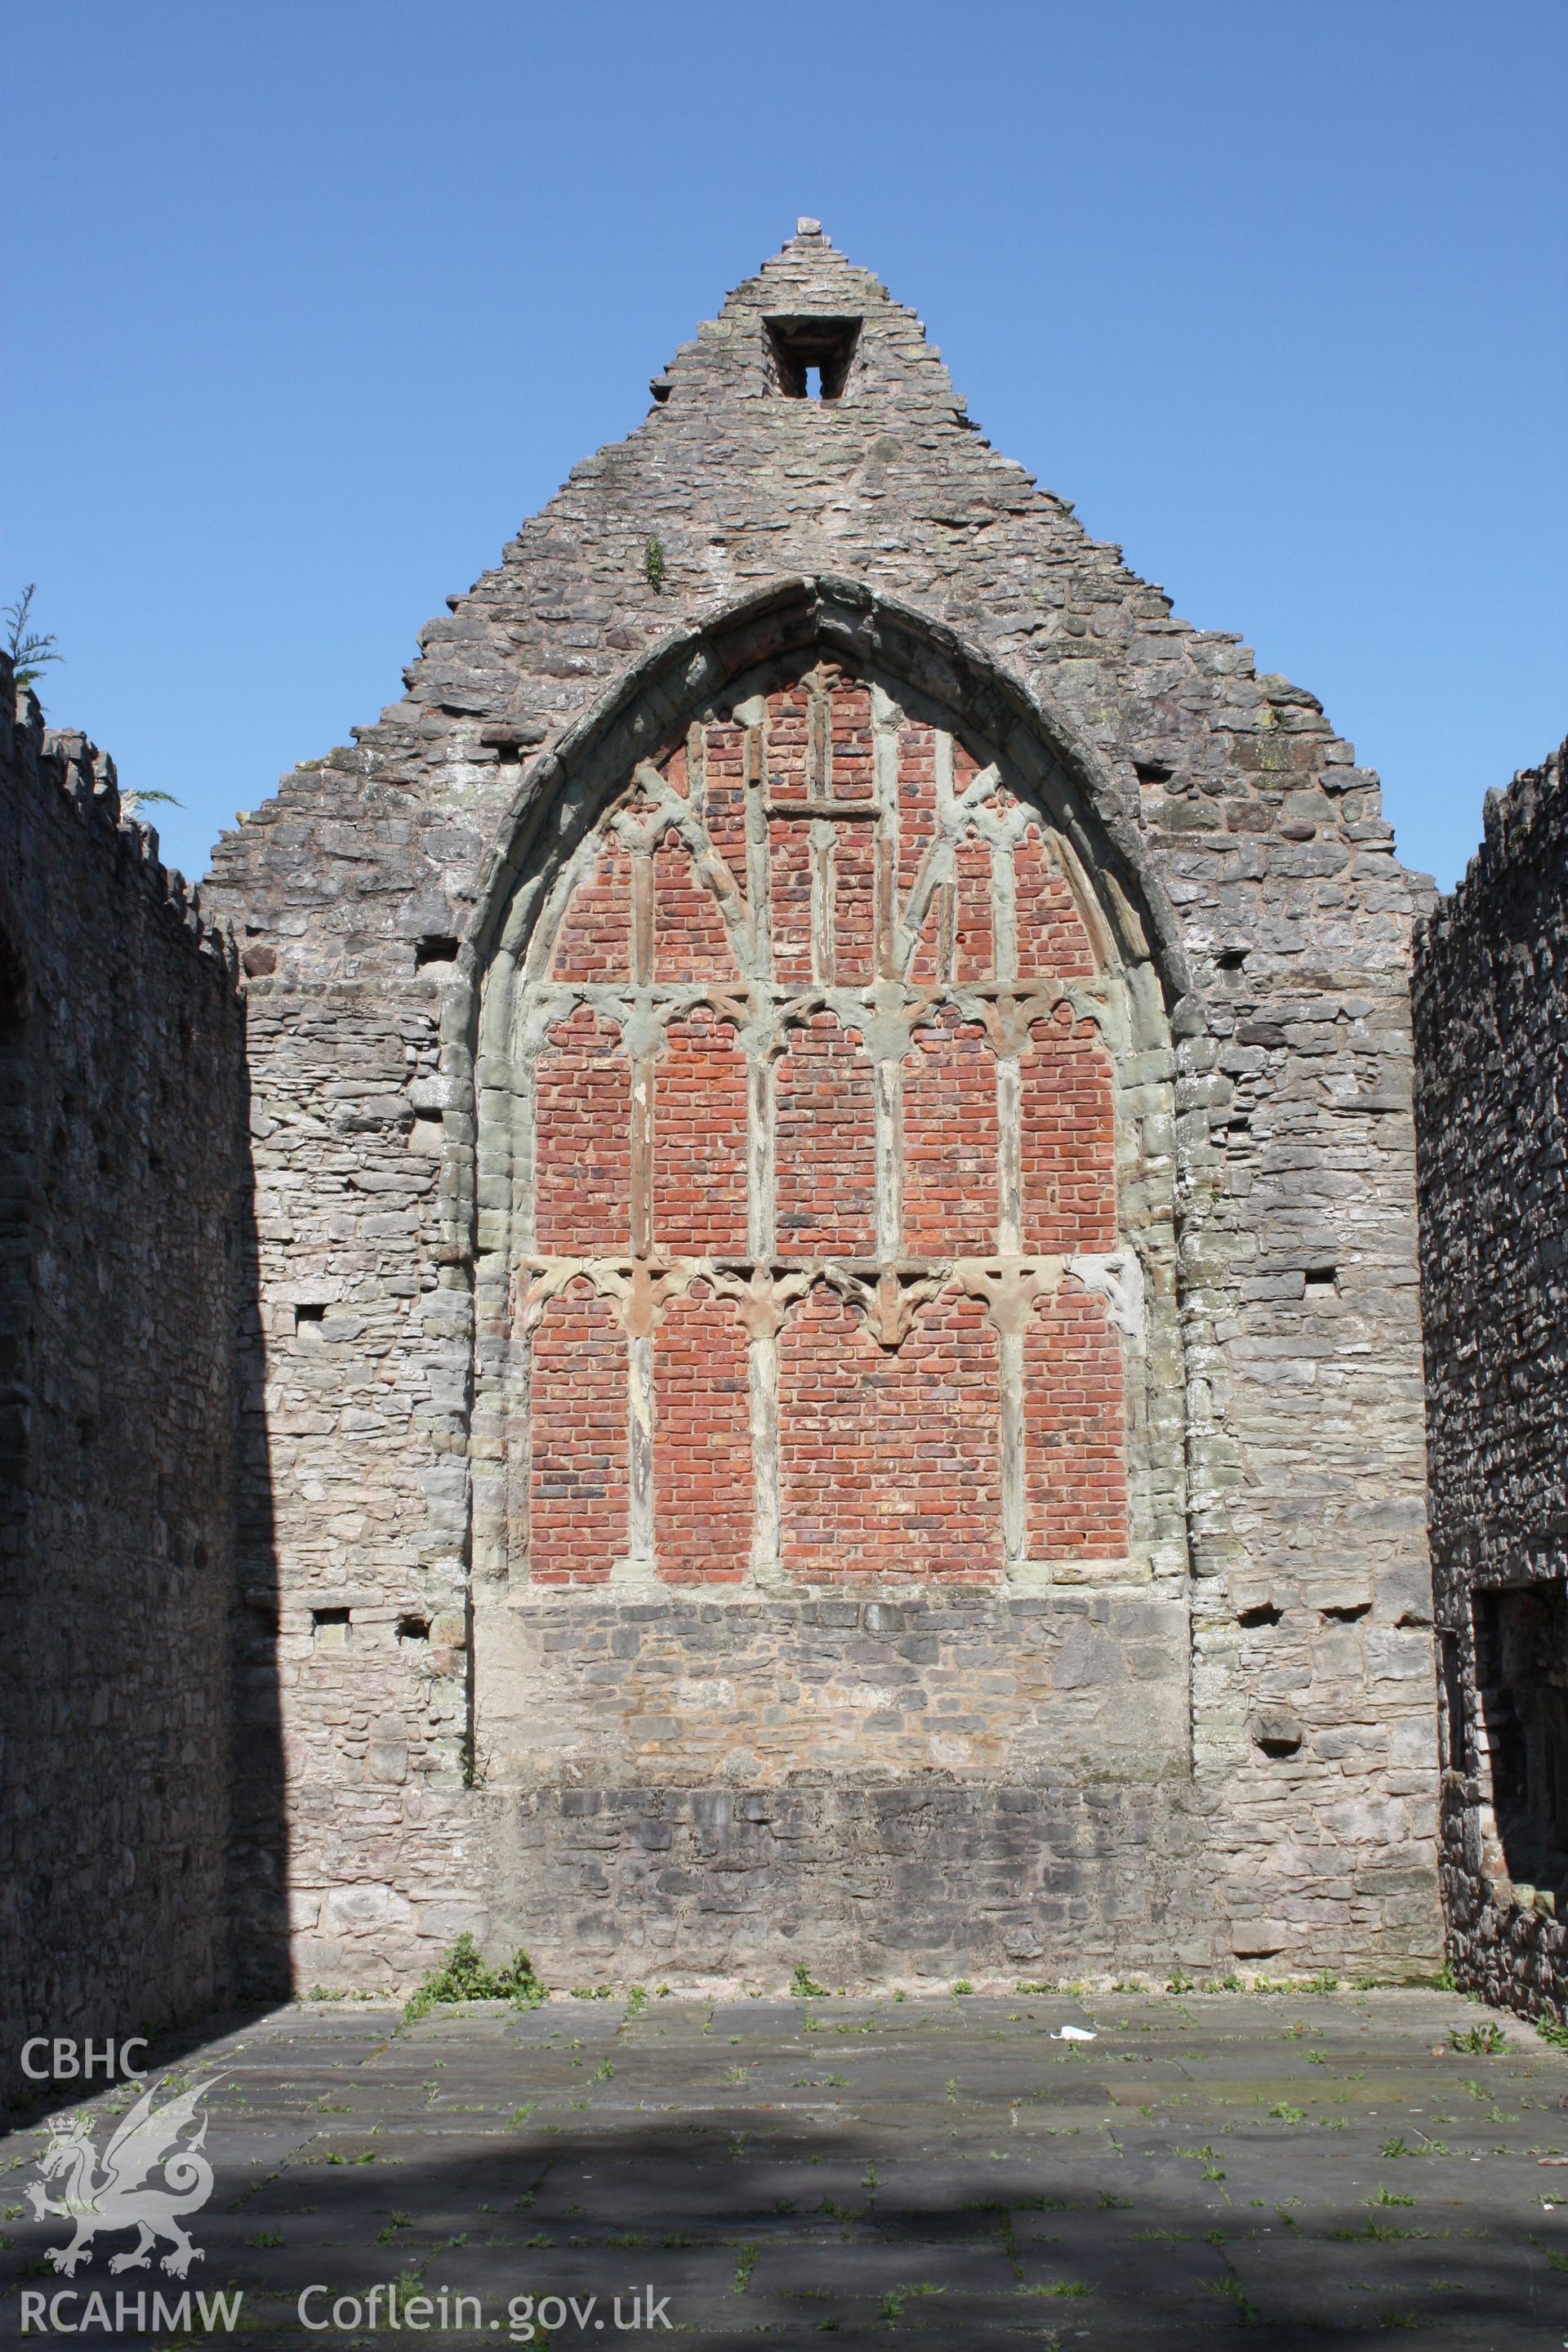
left=511, top=662, right=1128, bottom=1585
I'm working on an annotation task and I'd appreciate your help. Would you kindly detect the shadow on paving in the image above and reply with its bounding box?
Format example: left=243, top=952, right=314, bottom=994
left=0, top=2007, right=292, bottom=2143
left=0, top=1991, right=1563, bottom=2349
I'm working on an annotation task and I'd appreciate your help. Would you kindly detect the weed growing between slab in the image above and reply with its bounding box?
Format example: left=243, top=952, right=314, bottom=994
left=400, top=1932, right=546, bottom=2025
left=1450, top=2021, right=1508, bottom=2055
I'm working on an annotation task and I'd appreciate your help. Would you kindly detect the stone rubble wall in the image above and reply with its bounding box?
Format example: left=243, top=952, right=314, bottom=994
left=0, top=665, right=244, bottom=2048
left=203, top=225, right=1443, bottom=1990
left=1414, top=737, right=1568, bottom=2021
left=493, top=1771, right=1210, bottom=1987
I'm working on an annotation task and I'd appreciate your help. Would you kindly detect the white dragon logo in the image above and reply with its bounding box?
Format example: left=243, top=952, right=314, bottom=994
left=24, top=2076, right=220, bottom=2278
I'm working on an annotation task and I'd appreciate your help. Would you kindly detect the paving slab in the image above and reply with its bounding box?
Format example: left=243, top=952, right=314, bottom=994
left=1, top=1989, right=1565, bottom=2349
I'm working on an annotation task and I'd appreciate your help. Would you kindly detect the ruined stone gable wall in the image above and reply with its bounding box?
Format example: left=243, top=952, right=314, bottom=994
left=1414, top=738, right=1568, bottom=2021
left=0, top=666, right=244, bottom=2048
left=205, top=226, right=1441, bottom=1989
left=466, top=627, right=1196, bottom=1979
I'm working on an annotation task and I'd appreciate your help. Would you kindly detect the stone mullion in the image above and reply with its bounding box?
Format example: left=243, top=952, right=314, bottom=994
left=687, top=719, right=706, bottom=819
left=811, top=826, right=834, bottom=985
left=999, top=1326, right=1026, bottom=1567
left=743, top=722, right=771, bottom=973
left=937, top=877, right=956, bottom=983
left=872, top=693, right=899, bottom=981
left=809, top=678, right=831, bottom=799
left=991, top=840, right=1018, bottom=986
left=747, top=1043, right=776, bottom=1261
left=995, top=1054, right=1022, bottom=1256
left=748, top=1325, right=781, bottom=1578
left=873, top=1054, right=903, bottom=1265
left=630, top=848, right=654, bottom=990
left=629, top=1047, right=655, bottom=1259
left=627, top=1329, right=656, bottom=1570
left=956, top=1265, right=1040, bottom=1574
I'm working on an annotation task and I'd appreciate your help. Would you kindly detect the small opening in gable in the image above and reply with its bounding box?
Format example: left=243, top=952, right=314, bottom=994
left=1217, top=947, right=1249, bottom=972
left=398, top=1614, right=431, bottom=1646
left=295, top=1301, right=327, bottom=1329
left=1238, top=1601, right=1282, bottom=1629
left=765, top=315, right=861, bottom=400
left=416, top=935, right=460, bottom=968
left=1304, top=1267, right=1338, bottom=1293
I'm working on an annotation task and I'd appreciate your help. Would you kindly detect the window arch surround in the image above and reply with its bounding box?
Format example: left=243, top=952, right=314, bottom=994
left=459, top=579, right=1192, bottom=1600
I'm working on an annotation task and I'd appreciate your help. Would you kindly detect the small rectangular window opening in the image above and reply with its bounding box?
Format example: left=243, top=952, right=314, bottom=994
left=313, top=1606, right=351, bottom=1650
left=295, top=1301, right=327, bottom=1329
left=764, top=316, right=861, bottom=400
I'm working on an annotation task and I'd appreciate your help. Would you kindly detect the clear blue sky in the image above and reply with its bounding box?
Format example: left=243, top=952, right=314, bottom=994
left=5, top=2, right=1563, bottom=891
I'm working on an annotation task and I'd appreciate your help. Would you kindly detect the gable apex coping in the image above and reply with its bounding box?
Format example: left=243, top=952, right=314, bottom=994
left=203, top=233, right=1420, bottom=982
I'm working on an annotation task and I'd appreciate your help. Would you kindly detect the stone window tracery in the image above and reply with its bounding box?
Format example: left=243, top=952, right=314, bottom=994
left=510, top=662, right=1129, bottom=1585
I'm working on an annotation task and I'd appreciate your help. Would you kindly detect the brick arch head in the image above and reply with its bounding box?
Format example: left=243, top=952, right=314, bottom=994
left=454, top=577, right=1190, bottom=1601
